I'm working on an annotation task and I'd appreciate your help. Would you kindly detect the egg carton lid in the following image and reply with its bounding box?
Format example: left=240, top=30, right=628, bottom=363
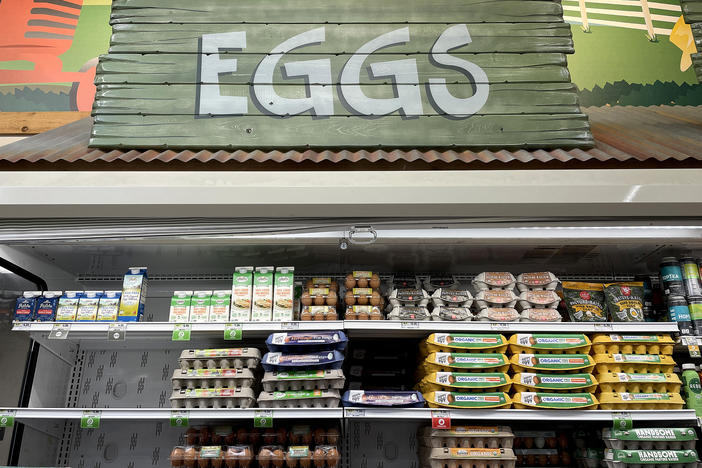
left=386, top=306, right=431, bottom=321
left=474, top=290, right=519, bottom=303
left=602, top=428, right=697, bottom=442
left=516, top=272, right=560, bottom=291
left=511, top=373, right=597, bottom=390
left=592, top=334, right=675, bottom=345
left=472, top=272, right=517, bottom=291
left=596, top=373, right=681, bottom=384
left=266, top=331, right=347, bottom=352
left=593, top=354, right=675, bottom=365
left=261, top=351, right=345, bottom=372
left=172, top=368, right=255, bottom=380
left=419, top=426, right=513, bottom=438
left=170, top=387, right=256, bottom=400
left=423, top=333, right=507, bottom=351
left=512, top=392, right=598, bottom=409
left=426, top=353, right=510, bottom=368
left=425, top=447, right=516, bottom=461
left=597, top=392, right=685, bottom=405
left=342, top=390, right=425, bottom=407
left=262, top=369, right=345, bottom=382
left=605, top=448, right=700, bottom=465
left=508, top=334, right=591, bottom=350
left=474, top=308, right=520, bottom=322
left=430, top=307, right=473, bottom=321
left=179, top=348, right=262, bottom=360
left=420, top=372, right=511, bottom=390
left=257, top=389, right=340, bottom=402
left=517, top=290, right=560, bottom=306
left=510, top=354, right=595, bottom=371
left=423, top=391, right=511, bottom=409
left=519, top=309, right=563, bottom=322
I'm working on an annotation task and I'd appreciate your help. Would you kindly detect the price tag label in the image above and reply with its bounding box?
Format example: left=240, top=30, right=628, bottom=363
left=172, top=324, right=191, bottom=341
left=345, top=409, right=366, bottom=418
left=490, top=322, right=509, bottom=331
left=81, top=411, right=101, bottom=429
left=400, top=321, right=420, bottom=329
left=594, top=323, right=614, bottom=332
left=49, top=323, right=70, bottom=340
left=224, top=323, right=243, bottom=341
left=681, top=337, right=701, bottom=358
left=612, top=411, right=632, bottom=430
left=254, top=410, right=273, bottom=428
left=280, top=322, right=299, bottom=331
left=431, top=410, right=451, bottom=429
left=0, top=410, right=15, bottom=428
left=108, top=323, right=126, bottom=341
left=13, top=322, right=31, bottom=331
left=170, top=410, right=189, bottom=427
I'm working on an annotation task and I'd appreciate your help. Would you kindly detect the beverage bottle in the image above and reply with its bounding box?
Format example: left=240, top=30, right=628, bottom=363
left=682, top=363, right=702, bottom=416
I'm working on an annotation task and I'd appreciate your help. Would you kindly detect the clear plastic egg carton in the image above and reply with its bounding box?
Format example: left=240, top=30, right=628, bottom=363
left=602, top=428, right=698, bottom=451
left=597, top=392, right=685, bottom=410
left=593, top=354, right=675, bottom=374
left=170, top=387, right=256, bottom=409
left=257, top=389, right=341, bottom=408
left=418, top=426, right=514, bottom=449
left=604, top=448, right=700, bottom=468
left=171, top=368, right=256, bottom=390
left=179, top=348, right=262, bottom=370
left=262, top=369, right=345, bottom=392
left=596, top=373, right=682, bottom=394
left=422, top=447, right=517, bottom=468
left=591, top=334, right=675, bottom=355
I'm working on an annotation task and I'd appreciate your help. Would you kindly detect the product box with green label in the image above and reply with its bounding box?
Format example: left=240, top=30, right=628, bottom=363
left=96, top=291, right=122, bottom=322
left=117, top=267, right=148, bottom=322
left=169, top=291, right=192, bottom=322
left=56, top=291, right=84, bottom=321
left=190, top=291, right=212, bottom=323
left=231, top=266, right=254, bottom=321
left=210, top=290, right=231, bottom=322
left=252, top=266, right=274, bottom=321
left=76, top=291, right=104, bottom=321
left=273, top=266, right=295, bottom=321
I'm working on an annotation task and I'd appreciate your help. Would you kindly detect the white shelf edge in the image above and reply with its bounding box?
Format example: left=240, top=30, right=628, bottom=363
left=4, top=408, right=343, bottom=420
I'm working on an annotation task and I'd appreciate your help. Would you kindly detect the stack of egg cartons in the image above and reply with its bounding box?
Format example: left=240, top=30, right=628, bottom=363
left=602, top=427, right=700, bottom=468
left=592, top=334, right=684, bottom=410
left=171, top=348, right=261, bottom=409
left=386, top=277, right=432, bottom=321
left=258, top=331, right=347, bottom=408
left=418, top=333, right=512, bottom=409
left=425, top=276, right=474, bottom=322
left=472, top=272, right=520, bottom=322
left=509, top=333, right=599, bottom=409
left=515, top=272, right=563, bottom=322
left=418, top=425, right=516, bottom=468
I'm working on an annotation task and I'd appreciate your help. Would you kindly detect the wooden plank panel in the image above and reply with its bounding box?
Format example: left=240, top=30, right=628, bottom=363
left=89, top=114, right=593, bottom=149
left=109, top=23, right=574, bottom=54
left=95, top=53, right=571, bottom=85
left=111, top=0, right=564, bottom=23
left=0, top=112, right=90, bottom=135
left=93, top=83, right=582, bottom=116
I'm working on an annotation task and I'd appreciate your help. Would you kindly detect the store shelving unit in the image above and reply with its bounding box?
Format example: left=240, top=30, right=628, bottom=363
left=4, top=408, right=343, bottom=421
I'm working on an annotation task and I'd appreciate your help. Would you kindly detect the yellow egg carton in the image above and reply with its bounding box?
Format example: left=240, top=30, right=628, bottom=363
left=592, top=334, right=674, bottom=355
left=510, top=354, right=595, bottom=374
left=421, top=333, right=508, bottom=355
left=512, top=392, right=598, bottom=410
left=417, top=372, right=512, bottom=394
left=418, top=353, right=511, bottom=376
left=512, top=373, right=598, bottom=393
left=593, top=354, right=676, bottom=374
left=597, top=372, right=682, bottom=394
left=424, top=391, right=512, bottom=409
left=597, top=392, right=685, bottom=410
left=508, top=334, right=591, bottom=355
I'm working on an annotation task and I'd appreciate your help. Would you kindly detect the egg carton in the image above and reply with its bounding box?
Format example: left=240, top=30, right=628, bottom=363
left=596, top=392, right=685, bottom=410
left=474, top=308, right=520, bottom=322
left=472, top=272, right=517, bottom=291
left=431, top=307, right=474, bottom=321
left=341, top=390, right=425, bottom=408
left=508, top=334, right=592, bottom=355
left=170, top=445, right=254, bottom=468
left=593, top=354, right=675, bottom=374
left=280, top=445, right=342, bottom=468
left=179, top=348, right=262, bottom=371
left=421, top=334, right=509, bottom=354
left=516, top=272, right=560, bottom=292
left=591, top=334, right=674, bottom=355
left=421, top=447, right=517, bottom=468
left=511, top=392, right=598, bottom=410
left=343, top=288, right=383, bottom=307
left=171, top=367, right=256, bottom=390
left=602, top=428, right=698, bottom=451
left=257, top=389, right=341, bottom=408
left=420, top=353, right=511, bottom=375
left=418, top=372, right=511, bottom=394
left=170, top=387, right=256, bottom=409
left=300, top=287, right=339, bottom=307
left=344, top=271, right=381, bottom=289
left=510, top=354, right=596, bottom=374
left=388, top=288, right=430, bottom=307
left=423, top=391, right=512, bottom=409
left=261, top=351, right=344, bottom=372
left=431, top=288, right=474, bottom=308
left=596, top=372, right=682, bottom=393
left=262, top=369, right=346, bottom=392
left=604, top=448, right=700, bottom=468
left=519, top=309, right=563, bottom=322
left=474, top=290, right=518, bottom=309
left=517, top=290, right=560, bottom=310
left=344, top=305, right=384, bottom=320
left=386, top=306, right=431, bottom=321
left=511, top=373, right=598, bottom=393
left=300, top=306, right=340, bottom=321
left=266, top=331, right=348, bottom=352
left=418, top=426, right=514, bottom=449
left=305, top=277, right=340, bottom=291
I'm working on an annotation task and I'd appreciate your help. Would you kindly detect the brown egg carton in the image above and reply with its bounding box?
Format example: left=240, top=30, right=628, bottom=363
left=304, top=278, right=339, bottom=292
left=343, top=288, right=384, bottom=307
left=184, top=426, right=341, bottom=447
left=262, top=369, right=346, bottom=392
left=258, top=445, right=340, bottom=468
left=300, top=288, right=339, bottom=307
left=344, top=271, right=381, bottom=290
left=179, top=349, right=262, bottom=371
left=257, top=389, right=341, bottom=408
left=300, top=306, right=339, bottom=321
left=170, top=387, right=256, bottom=409
left=344, top=305, right=384, bottom=320
left=172, top=368, right=256, bottom=391
left=170, top=445, right=253, bottom=468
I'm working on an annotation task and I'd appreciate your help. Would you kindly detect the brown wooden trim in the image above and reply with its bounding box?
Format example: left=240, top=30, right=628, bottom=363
left=0, top=112, right=90, bottom=135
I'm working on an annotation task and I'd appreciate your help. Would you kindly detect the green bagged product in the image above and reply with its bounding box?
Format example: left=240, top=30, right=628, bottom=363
left=604, top=282, right=644, bottom=322
left=562, top=282, right=607, bottom=322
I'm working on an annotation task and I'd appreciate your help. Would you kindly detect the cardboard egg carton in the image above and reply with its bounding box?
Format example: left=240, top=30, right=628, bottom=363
left=510, top=354, right=595, bottom=374
left=474, top=290, right=518, bottom=309
left=602, top=428, right=698, bottom=451
left=519, top=308, right=562, bottom=322
left=386, top=306, right=431, bottom=321
left=517, top=290, right=560, bottom=310
left=257, top=389, right=341, bottom=408
left=516, top=272, right=560, bottom=292
left=472, top=272, right=517, bottom=291
left=591, top=334, right=674, bottom=355
left=511, top=392, right=598, bottom=410
left=261, top=369, right=346, bottom=392
left=511, top=373, right=598, bottom=393
left=431, top=307, right=474, bottom=321
left=179, top=348, right=262, bottom=371
left=593, top=354, right=676, bottom=374
left=508, top=334, right=592, bottom=355
left=170, top=387, right=256, bottom=409
left=596, top=372, right=682, bottom=394
left=419, top=353, right=511, bottom=375
left=604, top=448, right=700, bottom=468
left=597, top=392, right=685, bottom=410
left=171, top=368, right=256, bottom=390
left=418, top=426, right=514, bottom=449
left=421, top=447, right=517, bottom=468
left=417, top=372, right=512, bottom=394
left=423, top=391, right=512, bottom=409
left=431, top=288, right=473, bottom=308
left=421, top=334, right=509, bottom=355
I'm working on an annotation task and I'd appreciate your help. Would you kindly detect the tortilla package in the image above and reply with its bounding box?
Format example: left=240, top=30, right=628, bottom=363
left=562, top=282, right=608, bottom=322
left=604, top=282, right=644, bottom=322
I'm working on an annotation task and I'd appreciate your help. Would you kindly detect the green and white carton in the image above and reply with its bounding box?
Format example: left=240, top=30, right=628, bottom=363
left=273, top=267, right=295, bottom=321
left=190, top=291, right=212, bottom=323
left=169, top=291, right=192, bottom=322
left=252, top=267, right=274, bottom=321
left=210, top=290, right=231, bottom=322
left=231, top=266, right=254, bottom=321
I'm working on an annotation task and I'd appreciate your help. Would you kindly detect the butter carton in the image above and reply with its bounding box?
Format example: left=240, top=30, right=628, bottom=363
left=14, top=291, right=41, bottom=322
left=56, top=291, right=84, bottom=321
left=190, top=291, right=212, bottom=323
left=117, top=267, right=148, bottom=322
left=169, top=291, right=192, bottom=322
left=231, top=266, right=253, bottom=321
left=34, top=291, right=61, bottom=321
left=97, top=291, right=122, bottom=322
left=252, top=267, right=274, bottom=321
left=76, top=291, right=104, bottom=321
left=273, top=267, right=295, bottom=321
left=210, top=290, right=231, bottom=322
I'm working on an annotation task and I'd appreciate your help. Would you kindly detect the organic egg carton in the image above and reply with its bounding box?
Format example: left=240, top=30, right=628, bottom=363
left=508, top=334, right=592, bottom=355
left=510, top=354, right=595, bottom=374
left=597, top=392, right=685, bottom=410
left=421, top=334, right=509, bottom=355
left=171, top=368, right=256, bottom=390
left=472, top=272, right=517, bottom=292
left=604, top=448, right=700, bottom=468
left=179, top=348, right=262, bottom=371
left=421, top=447, right=517, bottom=468
left=261, top=369, right=346, bottom=392
left=431, top=307, right=473, bottom=321
left=596, top=372, right=682, bottom=394
left=516, top=272, right=560, bottom=292
left=511, top=373, right=598, bottom=393
left=170, top=387, right=256, bottom=409
left=344, top=305, right=383, bottom=320
left=474, top=308, right=520, bottom=322
left=423, top=391, right=512, bottom=409
left=602, top=428, right=698, bottom=451
left=417, top=372, right=512, bottom=394
left=419, top=353, right=511, bottom=375
left=418, top=426, right=514, bottom=449
left=256, top=389, right=341, bottom=408
left=593, top=354, right=676, bottom=374
left=591, top=334, right=674, bottom=355
left=300, top=306, right=340, bottom=321
left=511, top=392, right=598, bottom=410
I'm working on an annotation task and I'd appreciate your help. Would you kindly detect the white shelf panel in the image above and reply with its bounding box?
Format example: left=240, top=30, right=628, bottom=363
left=6, top=407, right=343, bottom=420
left=343, top=408, right=697, bottom=422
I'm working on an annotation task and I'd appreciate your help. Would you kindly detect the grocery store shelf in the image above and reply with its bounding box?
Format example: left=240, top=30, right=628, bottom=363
left=343, top=408, right=698, bottom=422
left=4, top=407, right=343, bottom=421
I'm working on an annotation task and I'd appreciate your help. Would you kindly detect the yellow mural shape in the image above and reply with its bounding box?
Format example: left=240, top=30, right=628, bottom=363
left=670, top=15, right=698, bottom=72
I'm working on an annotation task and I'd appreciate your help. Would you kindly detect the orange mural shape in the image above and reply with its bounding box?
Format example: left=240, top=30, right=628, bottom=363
left=670, top=15, right=699, bottom=72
